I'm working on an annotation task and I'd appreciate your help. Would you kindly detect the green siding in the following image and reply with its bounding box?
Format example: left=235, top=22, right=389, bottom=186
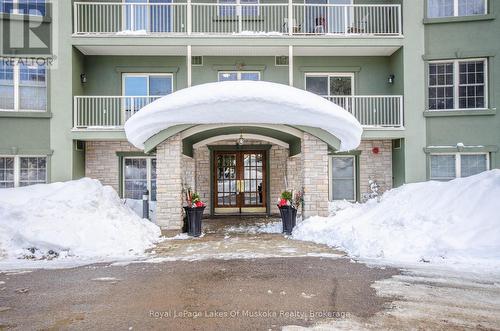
left=424, top=0, right=500, bottom=174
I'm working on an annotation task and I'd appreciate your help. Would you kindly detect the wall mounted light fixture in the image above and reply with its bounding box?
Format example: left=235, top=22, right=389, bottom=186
left=80, top=73, right=87, bottom=84
left=388, top=74, right=395, bottom=85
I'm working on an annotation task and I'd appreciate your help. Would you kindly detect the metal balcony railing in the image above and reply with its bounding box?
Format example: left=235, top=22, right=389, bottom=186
left=73, top=95, right=404, bottom=129
left=73, top=2, right=402, bottom=36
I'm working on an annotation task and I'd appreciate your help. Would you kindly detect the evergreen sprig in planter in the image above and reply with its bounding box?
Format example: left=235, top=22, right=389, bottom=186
left=277, top=190, right=303, bottom=235
left=183, top=191, right=206, bottom=237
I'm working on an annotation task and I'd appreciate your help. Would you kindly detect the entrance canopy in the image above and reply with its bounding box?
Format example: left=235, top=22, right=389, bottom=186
left=124, top=81, right=362, bottom=152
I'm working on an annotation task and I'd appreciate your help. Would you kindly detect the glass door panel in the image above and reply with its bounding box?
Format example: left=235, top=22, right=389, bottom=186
left=214, top=151, right=266, bottom=213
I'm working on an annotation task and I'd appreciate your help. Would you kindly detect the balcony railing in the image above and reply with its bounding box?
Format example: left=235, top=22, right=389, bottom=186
left=325, top=95, right=403, bottom=128
left=73, top=95, right=403, bottom=129
left=73, top=2, right=402, bottom=36
left=73, top=96, right=160, bottom=129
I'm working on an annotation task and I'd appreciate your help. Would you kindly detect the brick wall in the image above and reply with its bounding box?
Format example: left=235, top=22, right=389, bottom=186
left=358, top=140, right=393, bottom=198
left=85, top=141, right=141, bottom=193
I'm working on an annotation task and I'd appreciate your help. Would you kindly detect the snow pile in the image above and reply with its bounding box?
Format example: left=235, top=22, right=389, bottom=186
left=293, top=170, right=500, bottom=269
left=0, top=178, right=161, bottom=262
left=124, top=80, right=362, bottom=151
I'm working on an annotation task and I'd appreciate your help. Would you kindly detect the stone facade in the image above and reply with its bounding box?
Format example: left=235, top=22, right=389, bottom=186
left=358, top=140, right=393, bottom=198
left=156, top=134, right=184, bottom=229
left=83, top=137, right=393, bottom=229
left=85, top=141, right=141, bottom=193
left=301, top=133, right=329, bottom=218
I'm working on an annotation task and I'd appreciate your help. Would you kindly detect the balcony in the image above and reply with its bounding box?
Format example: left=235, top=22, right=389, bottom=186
left=72, top=95, right=404, bottom=130
left=73, top=2, right=402, bottom=37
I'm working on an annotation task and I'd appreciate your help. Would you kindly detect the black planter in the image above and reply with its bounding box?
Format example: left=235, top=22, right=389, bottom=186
left=278, top=205, right=297, bottom=235
left=183, top=206, right=206, bottom=237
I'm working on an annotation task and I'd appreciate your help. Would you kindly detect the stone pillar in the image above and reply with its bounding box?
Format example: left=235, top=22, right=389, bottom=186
left=156, top=134, right=184, bottom=230
left=301, top=133, right=329, bottom=218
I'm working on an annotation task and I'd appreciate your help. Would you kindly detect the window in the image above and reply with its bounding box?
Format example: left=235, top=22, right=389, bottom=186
left=0, top=62, right=47, bottom=112
left=122, top=73, right=173, bottom=119
left=428, top=59, right=487, bottom=111
left=305, top=73, right=354, bottom=97
left=123, top=157, right=157, bottom=202
left=430, top=153, right=489, bottom=180
left=124, top=0, right=172, bottom=32
left=306, top=73, right=354, bottom=110
left=1, top=0, right=46, bottom=16
left=330, top=156, right=356, bottom=201
left=218, top=0, right=259, bottom=17
left=218, top=71, right=260, bottom=81
left=0, top=157, right=15, bottom=188
left=0, top=156, right=47, bottom=187
left=427, top=0, right=486, bottom=18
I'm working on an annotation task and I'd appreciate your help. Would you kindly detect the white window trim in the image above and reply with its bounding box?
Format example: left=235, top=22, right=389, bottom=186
left=304, top=72, right=355, bottom=98
left=122, top=156, right=156, bottom=201
left=329, top=155, right=357, bottom=202
left=2, top=0, right=46, bottom=16
left=217, top=71, right=261, bottom=81
left=0, top=155, right=47, bottom=187
left=121, top=73, right=174, bottom=97
left=0, top=62, right=47, bottom=112
left=122, top=0, right=174, bottom=32
left=430, top=152, right=490, bottom=180
left=428, top=58, right=488, bottom=111
left=427, top=0, right=487, bottom=18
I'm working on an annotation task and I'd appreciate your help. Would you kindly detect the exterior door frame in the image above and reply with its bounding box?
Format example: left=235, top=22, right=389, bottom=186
left=208, top=145, right=272, bottom=216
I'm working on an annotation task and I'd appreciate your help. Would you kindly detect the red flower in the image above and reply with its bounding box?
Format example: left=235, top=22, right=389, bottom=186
left=278, top=198, right=288, bottom=207
left=195, top=201, right=205, bottom=208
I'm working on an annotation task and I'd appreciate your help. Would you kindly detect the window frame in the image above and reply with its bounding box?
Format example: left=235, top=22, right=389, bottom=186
left=122, top=156, right=157, bottom=202
left=329, top=155, right=357, bottom=202
left=121, top=73, right=174, bottom=97
left=0, top=155, right=48, bottom=187
left=429, top=152, right=490, bottom=180
left=427, top=0, right=488, bottom=18
left=217, top=71, right=261, bottom=81
left=0, top=62, right=48, bottom=112
left=0, top=0, right=46, bottom=16
left=427, top=58, right=488, bottom=111
left=304, top=72, right=355, bottom=98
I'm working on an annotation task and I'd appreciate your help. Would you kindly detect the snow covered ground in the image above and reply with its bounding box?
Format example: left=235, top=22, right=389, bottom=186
left=293, top=170, right=500, bottom=272
left=0, top=178, right=161, bottom=269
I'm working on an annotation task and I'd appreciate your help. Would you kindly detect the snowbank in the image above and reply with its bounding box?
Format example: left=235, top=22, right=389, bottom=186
left=0, top=178, right=161, bottom=264
left=124, top=80, right=362, bottom=151
left=293, top=170, right=500, bottom=269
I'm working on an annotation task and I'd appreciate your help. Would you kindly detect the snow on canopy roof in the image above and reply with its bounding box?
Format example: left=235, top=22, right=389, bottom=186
left=124, top=81, right=363, bottom=151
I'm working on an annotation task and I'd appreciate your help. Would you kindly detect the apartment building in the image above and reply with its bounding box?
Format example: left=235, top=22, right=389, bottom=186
left=0, top=0, right=498, bottom=229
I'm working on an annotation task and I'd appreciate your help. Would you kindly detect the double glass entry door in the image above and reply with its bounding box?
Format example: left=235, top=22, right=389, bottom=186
left=214, top=151, right=267, bottom=214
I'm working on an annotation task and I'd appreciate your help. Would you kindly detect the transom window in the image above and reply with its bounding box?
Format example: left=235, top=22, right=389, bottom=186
left=0, top=62, right=47, bottom=112
left=218, top=71, right=260, bottom=81
left=123, top=157, right=157, bottom=202
left=0, top=156, right=47, bottom=188
left=0, top=0, right=46, bottom=16
left=430, top=153, right=489, bottom=180
left=428, top=59, right=487, bottom=111
left=330, top=156, right=356, bottom=201
left=427, top=0, right=486, bottom=18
